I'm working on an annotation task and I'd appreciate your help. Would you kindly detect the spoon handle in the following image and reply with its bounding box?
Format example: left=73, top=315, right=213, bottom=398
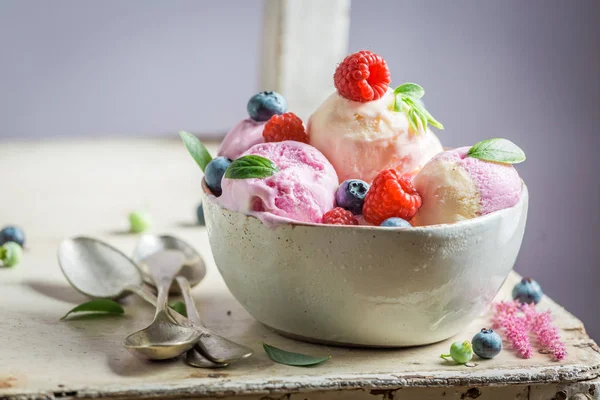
left=127, top=285, right=202, bottom=328
left=175, top=276, right=202, bottom=325
left=141, top=250, right=186, bottom=316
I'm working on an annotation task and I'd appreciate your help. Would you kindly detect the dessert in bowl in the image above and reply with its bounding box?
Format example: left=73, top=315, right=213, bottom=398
left=182, top=50, right=528, bottom=347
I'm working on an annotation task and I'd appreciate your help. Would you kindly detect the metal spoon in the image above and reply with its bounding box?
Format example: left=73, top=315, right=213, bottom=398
left=123, top=250, right=202, bottom=360
left=174, top=276, right=228, bottom=368
left=174, top=276, right=253, bottom=365
left=132, top=234, right=206, bottom=294
left=58, top=237, right=252, bottom=364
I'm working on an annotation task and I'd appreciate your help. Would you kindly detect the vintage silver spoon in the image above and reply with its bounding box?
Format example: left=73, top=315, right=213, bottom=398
left=123, top=250, right=201, bottom=360
left=175, top=276, right=228, bottom=368
left=132, top=234, right=206, bottom=294
left=58, top=237, right=252, bottom=364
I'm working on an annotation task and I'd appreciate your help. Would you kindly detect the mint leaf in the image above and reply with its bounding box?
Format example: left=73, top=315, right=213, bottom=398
left=467, top=138, right=526, bottom=164
left=179, top=131, right=213, bottom=172
left=394, top=82, right=424, bottom=99
left=406, top=97, right=444, bottom=130
left=402, top=97, right=444, bottom=130
left=61, top=299, right=124, bottom=321
left=224, top=155, right=280, bottom=179
left=392, top=97, right=403, bottom=112
left=169, top=301, right=187, bottom=317
left=392, top=83, right=444, bottom=132
left=263, top=343, right=331, bottom=367
left=407, top=108, right=419, bottom=132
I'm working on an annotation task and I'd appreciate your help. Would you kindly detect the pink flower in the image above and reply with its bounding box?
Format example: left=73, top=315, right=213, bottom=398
left=522, top=304, right=567, bottom=361
left=492, top=300, right=566, bottom=361
left=493, top=300, right=533, bottom=358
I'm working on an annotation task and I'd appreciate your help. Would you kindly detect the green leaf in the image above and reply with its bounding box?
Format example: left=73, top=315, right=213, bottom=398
left=392, top=95, right=403, bottom=112
left=402, top=97, right=444, bottom=131
left=263, top=343, right=331, bottom=367
left=467, top=138, right=526, bottom=164
left=224, top=155, right=280, bottom=179
left=169, top=301, right=187, bottom=317
left=407, top=108, right=419, bottom=133
left=394, top=82, right=425, bottom=99
left=392, top=83, right=444, bottom=132
left=61, top=299, right=124, bottom=321
left=179, top=131, right=213, bottom=172
left=409, top=98, right=444, bottom=130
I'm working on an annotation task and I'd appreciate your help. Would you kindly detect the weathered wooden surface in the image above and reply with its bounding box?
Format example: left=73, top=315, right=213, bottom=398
left=0, top=138, right=599, bottom=400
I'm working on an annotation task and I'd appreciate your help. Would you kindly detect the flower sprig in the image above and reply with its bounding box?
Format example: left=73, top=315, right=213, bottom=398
left=392, top=83, right=444, bottom=133
left=492, top=300, right=566, bottom=361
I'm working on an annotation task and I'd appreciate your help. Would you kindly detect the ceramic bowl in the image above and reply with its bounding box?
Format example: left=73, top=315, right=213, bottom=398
left=202, top=183, right=528, bottom=347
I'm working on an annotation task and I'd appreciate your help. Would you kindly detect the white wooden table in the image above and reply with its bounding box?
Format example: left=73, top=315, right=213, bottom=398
left=1, top=138, right=599, bottom=400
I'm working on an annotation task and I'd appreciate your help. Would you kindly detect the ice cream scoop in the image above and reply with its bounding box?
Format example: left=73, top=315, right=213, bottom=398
left=411, top=147, right=522, bottom=226
left=307, top=90, right=443, bottom=183
left=218, top=119, right=266, bottom=160
left=217, top=141, right=338, bottom=225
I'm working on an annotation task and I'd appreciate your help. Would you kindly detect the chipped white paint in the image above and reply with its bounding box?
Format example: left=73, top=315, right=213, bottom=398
left=261, top=0, right=350, bottom=121
left=0, top=139, right=598, bottom=400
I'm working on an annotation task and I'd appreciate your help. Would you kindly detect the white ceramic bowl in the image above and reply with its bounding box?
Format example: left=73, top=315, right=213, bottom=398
left=202, top=184, right=528, bottom=347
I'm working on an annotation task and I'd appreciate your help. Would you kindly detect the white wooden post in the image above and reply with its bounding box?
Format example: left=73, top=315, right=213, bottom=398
left=261, top=0, right=351, bottom=121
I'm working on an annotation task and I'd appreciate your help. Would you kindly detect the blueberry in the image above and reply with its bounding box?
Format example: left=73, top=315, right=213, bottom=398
left=247, top=91, right=288, bottom=122
left=335, top=179, right=369, bottom=215
left=196, top=203, right=205, bottom=225
left=380, top=217, right=411, bottom=228
left=0, top=226, right=25, bottom=247
left=472, top=328, right=502, bottom=359
left=512, top=277, right=543, bottom=305
left=205, top=156, right=232, bottom=196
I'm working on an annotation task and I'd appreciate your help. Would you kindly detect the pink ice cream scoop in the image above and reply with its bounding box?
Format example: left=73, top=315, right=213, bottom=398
left=218, top=119, right=266, bottom=159
left=217, top=141, right=338, bottom=225
left=411, top=147, right=522, bottom=226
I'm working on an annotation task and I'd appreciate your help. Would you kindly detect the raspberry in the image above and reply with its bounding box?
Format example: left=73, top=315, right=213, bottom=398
left=333, top=50, right=391, bottom=102
left=262, top=112, right=308, bottom=143
left=322, top=207, right=359, bottom=225
left=363, top=169, right=422, bottom=225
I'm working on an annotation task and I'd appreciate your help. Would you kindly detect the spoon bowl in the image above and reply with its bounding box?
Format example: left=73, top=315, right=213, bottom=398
left=133, top=234, right=207, bottom=293
left=58, top=237, right=143, bottom=299
left=123, top=311, right=201, bottom=360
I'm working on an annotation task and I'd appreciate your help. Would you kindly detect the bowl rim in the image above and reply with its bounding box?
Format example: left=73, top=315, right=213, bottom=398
left=202, top=179, right=528, bottom=232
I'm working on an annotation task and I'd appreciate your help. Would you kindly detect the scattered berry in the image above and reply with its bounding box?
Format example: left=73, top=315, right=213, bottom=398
left=196, top=203, right=205, bottom=225
left=262, top=112, right=308, bottom=143
left=322, top=207, right=359, bottom=225
left=0, top=226, right=25, bottom=247
left=335, top=179, right=369, bottom=215
left=247, top=91, right=288, bottom=122
left=472, top=328, right=502, bottom=359
left=441, top=340, right=473, bottom=364
left=512, top=277, right=543, bottom=305
left=205, top=156, right=232, bottom=196
left=333, top=50, right=391, bottom=102
left=363, top=169, right=422, bottom=225
left=0, top=241, right=23, bottom=267
left=380, top=217, right=411, bottom=228
left=129, top=211, right=152, bottom=233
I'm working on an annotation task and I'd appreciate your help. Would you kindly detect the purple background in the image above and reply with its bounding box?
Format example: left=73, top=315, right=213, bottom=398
left=1, top=1, right=599, bottom=339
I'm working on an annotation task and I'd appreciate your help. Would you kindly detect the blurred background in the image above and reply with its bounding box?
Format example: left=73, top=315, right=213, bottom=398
left=1, top=0, right=598, bottom=338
